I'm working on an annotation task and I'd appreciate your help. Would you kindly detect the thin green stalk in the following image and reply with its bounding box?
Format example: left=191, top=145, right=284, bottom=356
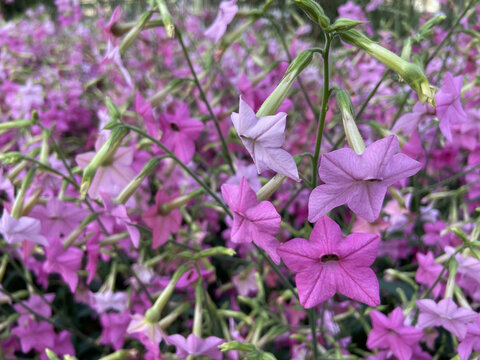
left=176, top=29, right=235, bottom=174
left=123, top=123, right=232, bottom=217
left=308, top=309, right=319, bottom=360
left=312, top=35, right=332, bottom=189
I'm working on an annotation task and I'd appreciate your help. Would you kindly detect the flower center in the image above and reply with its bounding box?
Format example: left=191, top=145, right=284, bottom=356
left=170, top=123, right=180, bottom=132
left=363, top=176, right=383, bottom=182
left=321, top=254, right=339, bottom=263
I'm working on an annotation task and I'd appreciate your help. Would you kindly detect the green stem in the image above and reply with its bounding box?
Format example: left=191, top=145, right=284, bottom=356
left=308, top=309, right=319, bottom=360
left=312, top=35, right=332, bottom=189
left=123, top=123, right=232, bottom=217
left=176, top=29, right=235, bottom=174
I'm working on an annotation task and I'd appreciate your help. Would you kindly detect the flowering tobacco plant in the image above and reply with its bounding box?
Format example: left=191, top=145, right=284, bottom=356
left=1, top=0, right=480, bottom=359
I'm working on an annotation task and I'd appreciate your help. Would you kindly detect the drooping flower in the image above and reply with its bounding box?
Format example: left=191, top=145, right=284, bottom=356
left=221, top=176, right=281, bottom=264
left=367, top=307, right=423, bottom=360
left=435, top=72, right=468, bottom=142
left=142, top=189, right=182, bottom=249
left=167, top=333, right=225, bottom=360
left=458, top=315, right=480, bottom=360
left=204, top=0, right=238, bottom=43
left=231, top=97, right=299, bottom=181
left=277, top=215, right=380, bottom=308
left=0, top=211, right=48, bottom=247
left=416, top=298, right=477, bottom=339
left=308, top=135, right=422, bottom=223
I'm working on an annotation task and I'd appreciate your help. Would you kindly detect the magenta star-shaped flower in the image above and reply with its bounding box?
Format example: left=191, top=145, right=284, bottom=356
left=308, top=135, right=422, bottom=223
left=435, top=72, right=468, bottom=142
left=221, top=176, right=282, bottom=264
left=159, top=101, right=204, bottom=164
left=167, top=333, right=225, bottom=360
left=416, top=298, right=477, bottom=339
left=458, top=315, right=480, bottom=360
left=231, top=97, right=300, bottom=181
left=142, top=189, right=182, bottom=249
left=277, top=215, right=380, bottom=308
left=367, top=307, right=423, bottom=360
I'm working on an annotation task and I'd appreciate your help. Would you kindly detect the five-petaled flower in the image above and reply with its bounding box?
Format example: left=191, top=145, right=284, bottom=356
left=308, top=135, right=422, bottom=223
left=231, top=97, right=300, bottom=181
left=277, top=215, right=380, bottom=308
left=221, top=176, right=282, bottom=264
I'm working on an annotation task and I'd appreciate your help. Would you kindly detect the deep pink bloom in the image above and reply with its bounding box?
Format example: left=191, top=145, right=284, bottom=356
left=415, top=252, right=444, bottom=298
left=167, top=333, right=225, bottom=360
left=100, top=312, right=130, bottom=350
left=277, top=215, right=380, bottom=308
left=11, top=319, right=55, bottom=354
left=367, top=307, right=423, bottom=360
left=221, top=177, right=281, bottom=264
left=142, top=189, right=182, bottom=249
left=159, top=101, right=204, bottom=164
left=104, top=6, right=122, bottom=43
left=43, top=241, right=83, bottom=292
left=458, top=315, right=480, bottom=360
left=309, top=135, right=422, bottom=222
left=204, top=0, right=238, bottom=43
left=0, top=211, right=48, bottom=247
left=231, top=97, right=299, bottom=181
left=416, top=298, right=477, bottom=339
left=435, top=72, right=468, bottom=142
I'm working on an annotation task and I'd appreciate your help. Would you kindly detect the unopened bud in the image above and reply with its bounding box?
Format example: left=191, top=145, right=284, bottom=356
left=336, top=89, right=365, bottom=154
left=115, top=157, right=162, bottom=204
left=257, top=174, right=286, bottom=201
left=294, top=0, right=330, bottom=29
left=119, top=11, right=153, bottom=54
left=156, top=0, right=175, bottom=38
left=327, top=18, right=365, bottom=33
left=341, top=29, right=435, bottom=106
left=256, top=50, right=314, bottom=117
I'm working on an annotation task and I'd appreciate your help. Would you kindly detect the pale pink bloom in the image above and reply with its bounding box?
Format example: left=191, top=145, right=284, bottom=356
left=231, top=97, right=300, bottom=181
left=0, top=211, right=48, bottom=247
left=435, top=72, right=468, bottom=142
left=393, top=102, right=435, bottom=136
left=75, top=140, right=136, bottom=199
left=102, top=193, right=140, bottom=248
left=309, top=135, right=422, bottom=223
left=221, top=177, right=281, bottom=264
left=415, top=252, right=444, bottom=298
left=127, top=314, right=164, bottom=345
left=100, top=41, right=133, bottom=88
left=416, top=298, right=477, bottom=339
left=167, top=333, right=225, bottom=360
left=204, top=0, right=238, bottom=43
left=277, top=215, right=380, bottom=308
left=91, top=290, right=127, bottom=314
left=367, top=307, right=423, bottom=360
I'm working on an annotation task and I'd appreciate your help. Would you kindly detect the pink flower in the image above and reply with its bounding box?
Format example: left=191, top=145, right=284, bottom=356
left=435, top=72, right=468, bottom=142
left=159, top=101, right=204, bottom=164
left=231, top=97, right=299, bottom=181
left=142, top=189, right=182, bottom=249
left=416, top=298, right=477, bottom=339
left=127, top=314, right=164, bottom=345
left=167, top=333, right=225, bottom=360
left=458, top=315, right=480, bottom=360
left=308, top=135, right=422, bottom=223
left=100, top=312, right=130, bottom=350
left=204, top=0, right=238, bottom=43
left=277, top=215, right=380, bottom=308
left=415, top=252, right=444, bottom=298
left=221, top=177, right=281, bottom=264
left=11, top=319, right=55, bottom=354
left=75, top=140, right=136, bottom=199
left=393, top=102, right=435, bottom=136
left=104, top=6, right=122, bottom=43
left=43, top=241, right=83, bottom=292
left=367, top=307, right=423, bottom=360
left=0, top=211, right=48, bottom=247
